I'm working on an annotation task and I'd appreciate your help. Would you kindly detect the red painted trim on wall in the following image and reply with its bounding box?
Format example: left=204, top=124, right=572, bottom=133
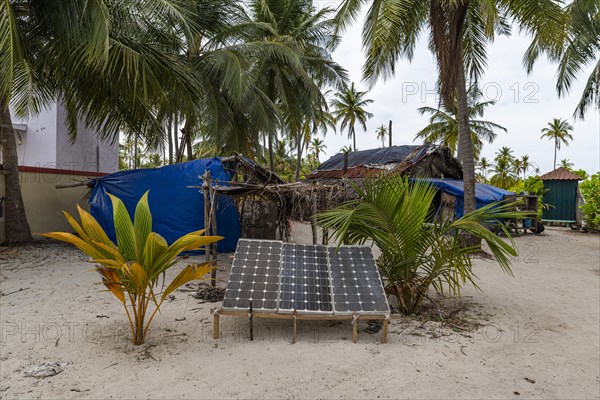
left=17, top=166, right=109, bottom=177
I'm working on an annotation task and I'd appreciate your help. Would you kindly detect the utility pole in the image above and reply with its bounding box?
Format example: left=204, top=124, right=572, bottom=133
left=388, top=120, right=392, bottom=147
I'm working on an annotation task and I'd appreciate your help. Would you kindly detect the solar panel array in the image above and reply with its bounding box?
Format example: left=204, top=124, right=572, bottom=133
left=222, top=239, right=390, bottom=315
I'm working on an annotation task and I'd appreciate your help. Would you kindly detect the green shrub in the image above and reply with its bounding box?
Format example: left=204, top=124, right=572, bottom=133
left=580, top=173, right=600, bottom=229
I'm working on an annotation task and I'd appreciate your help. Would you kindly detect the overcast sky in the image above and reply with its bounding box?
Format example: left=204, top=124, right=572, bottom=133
left=318, top=5, right=600, bottom=175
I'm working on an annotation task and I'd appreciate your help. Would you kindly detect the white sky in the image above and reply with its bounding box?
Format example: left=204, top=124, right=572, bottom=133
left=319, top=5, right=600, bottom=175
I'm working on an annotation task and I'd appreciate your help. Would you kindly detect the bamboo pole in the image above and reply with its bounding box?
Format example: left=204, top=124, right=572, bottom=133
left=310, top=190, right=318, bottom=245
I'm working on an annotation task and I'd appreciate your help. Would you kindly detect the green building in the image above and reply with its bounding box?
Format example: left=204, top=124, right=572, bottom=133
left=539, top=167, right=583, bottom=224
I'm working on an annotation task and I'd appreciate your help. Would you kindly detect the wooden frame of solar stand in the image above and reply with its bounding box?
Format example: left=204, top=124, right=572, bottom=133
left=212, top=306, right=390, bottom=344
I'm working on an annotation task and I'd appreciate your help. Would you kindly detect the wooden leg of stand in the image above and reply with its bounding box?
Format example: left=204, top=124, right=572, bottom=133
left=292, top=311, right=297, bottom=344
left=213, top=311, right=220, bottom=339
left=352, top=317, right=358, bottom=344
left=382, top=318, right=389, bottom=344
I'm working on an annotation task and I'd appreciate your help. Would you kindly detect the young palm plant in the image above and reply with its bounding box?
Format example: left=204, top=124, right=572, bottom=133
left=40, top=192, right=222, bottom=345
left=319, top=176, right=518, bottom=315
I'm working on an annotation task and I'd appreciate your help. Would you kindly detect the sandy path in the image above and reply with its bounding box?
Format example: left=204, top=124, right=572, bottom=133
left=0, top=226, right=598, bottom=399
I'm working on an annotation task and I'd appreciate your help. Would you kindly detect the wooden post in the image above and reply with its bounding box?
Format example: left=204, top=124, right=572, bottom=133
left=249, top=301, right=254, bottom=341
left=213, top=310, right=220, bottom=339
left=292, top=310, right=297, bottom=344
left=352, top=312, right=358, bottom=343
left=310, top=190, right=318, bottom=245
left=210, top=182, right=218, bottom=287
left=382, top=317, right=389, bottom=344
left=343, top=152, right=349, bottom=176
left=202, top=171, right=211, bottom=266
left=388, top=120, right=392, bottom=147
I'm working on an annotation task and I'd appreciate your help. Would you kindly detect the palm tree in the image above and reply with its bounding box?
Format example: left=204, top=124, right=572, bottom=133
left=560, top=159, right=574, bottom=169
left=333, top=0, right=564, bottom=215
left=247, top=0, right=347, bottom=172
left=1, top=0, right=197, bottom=243
left=416, top=86, right=506, bottom=158
left=375, top=124, right=388, bottom=147
left=525, top=0, right=599, bottom=119
left=495, top=147, right=515, bottom=165
left=477, top=157, right=491, bottom=179
left=309, top=138, right=327, bottom=163
left=517, top=155, right=531, bottom=180
left=490, top=158, right=518, bottom=189
left=331, top=82, right=374, bottom=152
left=540, top=118, right=575, bottom=169
left=340, top=145, right=353, bottom=153
left=319, top=175, right=518, bottom=314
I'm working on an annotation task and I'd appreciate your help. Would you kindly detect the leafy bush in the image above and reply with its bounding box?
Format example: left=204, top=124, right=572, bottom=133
left=41, top=192, right=222, bottom=345
left=319, top=176, right=519, bottom=315
left=508, top=176, right=547, bottom=219
left=580, top=173, right=600, bottom=229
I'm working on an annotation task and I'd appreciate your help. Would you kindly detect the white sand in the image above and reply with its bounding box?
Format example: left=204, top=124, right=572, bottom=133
left=0, top=226, right=598, bottom=399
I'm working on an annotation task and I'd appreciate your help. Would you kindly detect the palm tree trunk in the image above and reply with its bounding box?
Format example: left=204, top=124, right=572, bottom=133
left=1, top=106, right=32, bottom=243
left=268, top=133, right=275, bottom=172
left=455, top=61, right=476, bottom=215
left=134, top=134, right=138, bottom=169
left=352, top=129, right=356, bottom=152
left=295, top=131, right=303, bottom=182
left=167, top=116, right=173, bottom=164
left=553, top=139, right=557, bottom=169
left=173, top=114, right=179, bottom=162
left=186, top=127, right=193, bottom=161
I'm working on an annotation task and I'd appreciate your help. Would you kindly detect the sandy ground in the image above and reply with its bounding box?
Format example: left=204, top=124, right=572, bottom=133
left=0, top=225, right=598, bottom=399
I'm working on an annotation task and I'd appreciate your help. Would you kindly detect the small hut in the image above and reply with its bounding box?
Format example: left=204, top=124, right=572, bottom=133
left=307, top=144, right=462, bottom=181
left=539, top=167, right=583, bottom=224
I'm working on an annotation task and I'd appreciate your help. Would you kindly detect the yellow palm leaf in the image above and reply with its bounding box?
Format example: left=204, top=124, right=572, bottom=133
left=38, top=232, right=105, bottom=260
left=77, top=205, right=113, bottom=246
left=107, top=194, right=137, bottom=261
left=121, top=262, right=149, bottom=295
left=161, top=262, right=215, bottom=300
left=133, top=191, right=152, bottom=259
left=96, top=267, right=125, bottom=303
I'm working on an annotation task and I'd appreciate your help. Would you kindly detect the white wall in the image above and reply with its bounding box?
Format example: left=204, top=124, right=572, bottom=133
left=9, top=101, right=118, bottom=173
left=55, top=103, right=119, bottom=173
left=10, top=104, right=58, bottom=168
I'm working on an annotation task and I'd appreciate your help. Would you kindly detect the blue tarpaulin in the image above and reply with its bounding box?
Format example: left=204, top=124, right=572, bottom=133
left=418, top=178, right=514, bottom=218
left=89, top=158, right=240, bottom=252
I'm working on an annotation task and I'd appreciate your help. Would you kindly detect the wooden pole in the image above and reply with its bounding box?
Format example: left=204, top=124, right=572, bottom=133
left=310, top=190, right=318, bottom=245
left=213, top=310, right=220, bottom=339
left=248, top=301, right=254, bottom=341
left=382, top=317, right=389, bottom=344
left=352, top=313, right=358, bottom=344
left=388, top=120, right=392, bottom=147
left=210, top=182, right=218, bottom=287
left=202, top=172, right=211, bottom=265
left=292, top=310, right=297, bottom=344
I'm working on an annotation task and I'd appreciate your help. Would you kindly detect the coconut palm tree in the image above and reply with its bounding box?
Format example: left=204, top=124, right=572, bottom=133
left=477, top=157, right=491, bottom=180
left=541, top=118, right=574, bottom=169
left=490, top=158, right=518, bottom=189
left=247, top=0, right=347, bottom=172
left=375, top=124, right=388, bottom=147
left=331, top=82, right=374, bottom=152
left=517, top=155, right=531, bottom=180
left=560, top=159, right=574, bottom=169
left=333, top=0, right=564, bottom=215
left=0, top=0, right=198, bottom=243
left=309, top=138, right=327, bottom=163
left=340, top=145, right=353, bottom=153
left=416, top=86, right=506, bottom=158
left=495, top=147, right=516, bottom=165
left=525, top=0, right=599, bottom=119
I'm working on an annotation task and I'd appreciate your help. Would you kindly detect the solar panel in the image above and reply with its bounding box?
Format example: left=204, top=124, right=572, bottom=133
left=222, top=240, right=389, bottom=317
left=221, top=239, right=282, bottom=312
left=278, top=244, right=333, bottom=314
left=328, top=246, right=390, bottom=315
